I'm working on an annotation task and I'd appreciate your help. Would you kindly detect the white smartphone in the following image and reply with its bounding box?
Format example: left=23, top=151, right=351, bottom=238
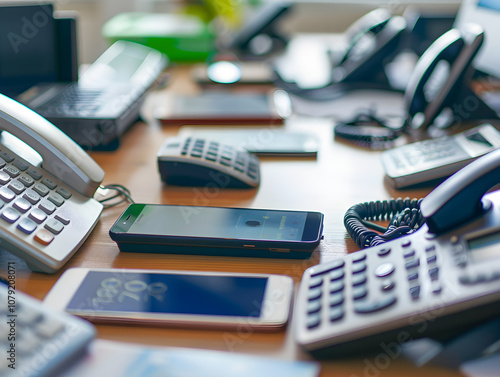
left=43, top=268, right=293, bottom=330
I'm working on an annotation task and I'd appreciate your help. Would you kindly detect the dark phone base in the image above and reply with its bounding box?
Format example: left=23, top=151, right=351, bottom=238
left=116, top=242, right=315, bottom=259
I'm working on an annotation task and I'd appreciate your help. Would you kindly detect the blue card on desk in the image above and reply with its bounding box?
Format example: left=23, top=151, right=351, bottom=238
left=57, top=340, right=320, bottom=377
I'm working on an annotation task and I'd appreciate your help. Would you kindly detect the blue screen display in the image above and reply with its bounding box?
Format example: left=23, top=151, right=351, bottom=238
left=67, top=271, right=268, bottom=317
left=478, top=0, right=500, bottom=12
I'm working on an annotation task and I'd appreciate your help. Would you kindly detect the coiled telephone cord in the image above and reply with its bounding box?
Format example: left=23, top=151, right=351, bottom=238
left=344, top=197, right=425, bottom=249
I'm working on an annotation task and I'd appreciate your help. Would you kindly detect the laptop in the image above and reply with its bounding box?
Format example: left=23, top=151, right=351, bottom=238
left=0, top=4, right=167, bottom=150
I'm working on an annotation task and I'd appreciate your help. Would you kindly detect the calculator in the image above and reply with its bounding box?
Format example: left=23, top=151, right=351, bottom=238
left=381, top=123, right=500, bottom=188
left=0, top=283, right=95, bottom=377
left=294, top=190, right=500, bottom=358
left=157, top=136, right=260, bottom=189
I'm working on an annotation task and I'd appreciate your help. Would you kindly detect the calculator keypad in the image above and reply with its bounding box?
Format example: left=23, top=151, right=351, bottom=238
left=158, top=137, right=260, bottom=188
left=0, top=284, right=95, bottom=377
left=0, top=151, right=72, bottom=247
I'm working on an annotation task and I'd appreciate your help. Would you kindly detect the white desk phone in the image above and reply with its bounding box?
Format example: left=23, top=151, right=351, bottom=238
left=0, top=93, right=104, bottom=273
left=296, top=148, right=500, bottom=359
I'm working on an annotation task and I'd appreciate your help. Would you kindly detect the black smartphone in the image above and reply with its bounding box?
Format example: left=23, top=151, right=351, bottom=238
left=109, top=204, right=324, bottom=259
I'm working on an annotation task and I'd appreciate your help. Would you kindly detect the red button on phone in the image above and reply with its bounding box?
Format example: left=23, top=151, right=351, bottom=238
left=34, top=229, right=54, bottom=246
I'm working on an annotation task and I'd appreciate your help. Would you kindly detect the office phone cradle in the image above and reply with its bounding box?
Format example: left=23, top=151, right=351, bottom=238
left=0, top=283, right=95, bottom=377
left=0, top=142, right=103, bottom=273
left=294, top=191, right=500, bottom=358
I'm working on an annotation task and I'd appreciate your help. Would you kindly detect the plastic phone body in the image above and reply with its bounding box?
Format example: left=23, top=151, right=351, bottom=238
left=332, top=8, right=407, bottom=89
left=404, top=25, right=498, bottom=131
left=109, top=204, right=324, bottom=259
left=43, top=267, right=293, bottom=331
left=382, top=123, right=500, bottom=188
left=295, top=149, right=500, bottom=358
left=157, top=136, right=260, bottom=189
left=0, top=94, right=104, bottom=273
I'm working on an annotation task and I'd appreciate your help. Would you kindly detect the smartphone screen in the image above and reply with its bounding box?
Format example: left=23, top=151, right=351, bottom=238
left=66, top=270, right=268, bottom=317
left=112, top=205, right=322, bottom=244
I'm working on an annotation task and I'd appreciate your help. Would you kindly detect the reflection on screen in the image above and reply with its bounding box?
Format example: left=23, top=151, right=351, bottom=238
left=129, top=206, right=308, bottom=241
left=478, top=0, right=500, bottom=12
left=67, top=271, right=268, bottom=317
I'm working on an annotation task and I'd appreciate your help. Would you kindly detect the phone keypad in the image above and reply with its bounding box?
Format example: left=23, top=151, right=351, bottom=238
left=0, top=284, right=95, bottom=377
left=158, top=136, right=260, bottom=188
left=0, top=149, right=73, bottom=246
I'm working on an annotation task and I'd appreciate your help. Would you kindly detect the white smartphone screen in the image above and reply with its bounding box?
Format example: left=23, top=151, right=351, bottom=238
left=66, top=270, right=268, bottom=317
left=128, top=206, right=309, bottom=242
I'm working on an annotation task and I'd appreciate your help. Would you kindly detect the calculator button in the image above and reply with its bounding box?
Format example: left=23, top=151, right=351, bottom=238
left=55, top=213, right=70, bottom=225
left=409, top=285, right=421, bottom=300
left=352, top=286, right=368, bottom=300
left=19, top=174, right=35, bottom=187
left=352, top=273, right=367, bottom=286
left=48, top=192, right=65, bottom=207
left=407, top=272, right=419, bottom=281
left=381, top=279, right=395, bottom=291
left=427, top=254, right=437, bottom=264
left=41, top=178, right=57, bottom=189
left=13, top=159, right=29, bottom=171
left=23, top=190, right=41, bottom=204
left=354, top=295, right=397, bottom=314
left=0, top=171, right=10, bottom=185
left=310, top=259, right=345, bottom=277
left=8, top=179, right=26, bottom=194
left=34, top=318, right=65, bottom=338
left=0, top=157, right=5, bottom=169
left=375, top=263, right=395, bottom=277
left=309, top=275, right=323, bottom=289
left=377, top=248, right=391, bottom=257
left=1, top=207, right=20, bottom=223
left=34, top=229, right=54, bottom=245
left=26, top=168, right=43, bottom=180
left=306, top=312, right=321, bottom=329
left=0, top=186, right=15, bottom=202
left=352, top=252, right=367, bottom=262
left=403, top=249, right=415, bottom=258
left=307, top=300, right=322, bottom=314
left=29, top=208, right=48, bottom=224
left=17, top=218, right=37, bottom=234
left=307, top=286, right=322, bottom=301
left=39, top=200, right=56, bottom=214
left=56, top=187, right=72, bottom=199
left=329, top=280, right=344, bottom=294
left=0, top=151, right=14, bottom=162
left=329, top=292, right=344, bottom=307
left=45, top=218, right=64, bottom=234
left=4, top=165, right=20, bottom=178
left=13, top=198, right=32, bottom=213
left=405, top=259, right=420, bottom=270
left=329, top=307, right=344, bottom=322
left=33, top=183, right=50, bottom=197
left=429, top=267, right=439, bottom=281
left=352, top=261, right=367, bottom=274
left=329, top=269, right=345, bottom=281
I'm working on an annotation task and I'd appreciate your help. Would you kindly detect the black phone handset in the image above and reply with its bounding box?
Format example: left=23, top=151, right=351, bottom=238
left=404, top=24, right=498, bottom=131
left=332, top=8, right=407, bottom=89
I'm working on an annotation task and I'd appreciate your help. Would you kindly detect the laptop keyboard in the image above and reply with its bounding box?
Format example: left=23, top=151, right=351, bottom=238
left=36, top=85, right=104, bottom=116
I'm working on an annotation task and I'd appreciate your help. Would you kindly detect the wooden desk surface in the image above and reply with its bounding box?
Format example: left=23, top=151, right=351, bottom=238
left=10, top=66, right=467, bottom=377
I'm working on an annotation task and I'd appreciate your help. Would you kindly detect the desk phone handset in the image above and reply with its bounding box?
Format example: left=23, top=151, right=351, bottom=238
left=295, top=148, right=500, bottom=358
left=332, top=8, right=407, bottom=89
left=0, top=94, right=104, bottom=273
left=404, top=24, right=498, bottom=131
